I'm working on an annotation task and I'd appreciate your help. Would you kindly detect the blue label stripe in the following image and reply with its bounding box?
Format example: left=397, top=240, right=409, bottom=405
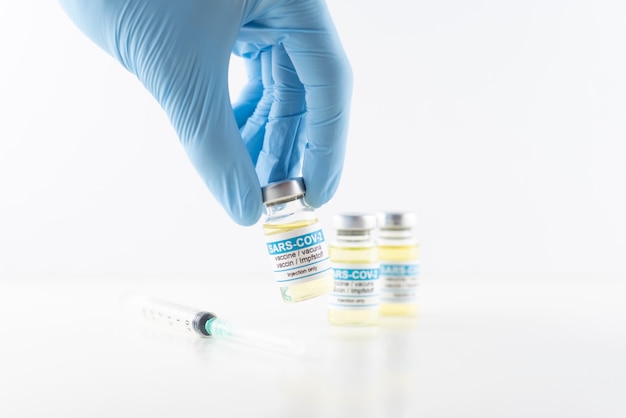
left=379, top=263, right=419, bottom=276
left=267, top=230, right=326, bottom=255
left=332, top=268, right=380, bottom=281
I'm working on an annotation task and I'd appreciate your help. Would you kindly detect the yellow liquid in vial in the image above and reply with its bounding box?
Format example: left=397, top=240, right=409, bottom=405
left=264, top=219, right=334, bottom=303
left=378, top=244, right=420, bottom=316
left=328, top=245, right=379, bottom=326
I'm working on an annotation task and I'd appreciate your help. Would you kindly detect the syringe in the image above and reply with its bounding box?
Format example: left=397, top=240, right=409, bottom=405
left=123, top=295, right=305, bottom=357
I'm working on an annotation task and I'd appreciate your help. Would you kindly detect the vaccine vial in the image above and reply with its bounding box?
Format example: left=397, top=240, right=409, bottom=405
left=328, top=212, right=380, bottom=326
left=262, top=177, right=334, bottom=303
left=377, top=212, right=420, bottom=316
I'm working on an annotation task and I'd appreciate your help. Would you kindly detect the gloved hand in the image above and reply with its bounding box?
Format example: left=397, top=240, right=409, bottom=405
left=58, top=0, right=352, bottom=226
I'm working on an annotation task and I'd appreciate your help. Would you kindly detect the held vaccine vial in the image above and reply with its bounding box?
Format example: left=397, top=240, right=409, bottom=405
left=377, top=212, right=420, bottom=316
left=262, top=177, right=334, bottom=303
left=328, top=213, right=380, bottom=326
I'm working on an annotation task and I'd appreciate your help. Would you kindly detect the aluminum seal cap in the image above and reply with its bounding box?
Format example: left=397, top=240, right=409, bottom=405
left=261, top=177, right=306, bottom=205
left=332, top=212, right=377, bottom=231
left=377, top=212, right=417, bottom=229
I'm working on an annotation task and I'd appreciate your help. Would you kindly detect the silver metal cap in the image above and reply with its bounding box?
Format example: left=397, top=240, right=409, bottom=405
left=332, top=212, right=377, bottom=231
left=261, top=177, right=306, bottom=205
left=377, top=212, right=417, bottom=229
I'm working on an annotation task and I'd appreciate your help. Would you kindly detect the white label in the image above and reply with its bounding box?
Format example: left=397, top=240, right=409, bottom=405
left=329, top=262, right=380, bottom=310
left=265, top=225, right=331, bottom=287
left=379, top=260, right=420, bottom=303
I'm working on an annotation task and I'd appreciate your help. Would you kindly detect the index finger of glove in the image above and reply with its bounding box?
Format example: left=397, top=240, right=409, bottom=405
left=280, top=3, right=353, bottom=207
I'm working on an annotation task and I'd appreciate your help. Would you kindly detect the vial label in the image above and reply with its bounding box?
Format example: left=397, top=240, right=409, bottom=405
left=379, top=261, right=420, bottom=303
left=265, top=225, right=332, bottom=287
left=329, top=263, right=380, bottom=309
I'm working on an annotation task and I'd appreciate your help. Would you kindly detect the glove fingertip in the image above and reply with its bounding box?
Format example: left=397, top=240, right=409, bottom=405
left=225, top=184, right=264, bottom=226
left=302, top=176, right=339, bottom=209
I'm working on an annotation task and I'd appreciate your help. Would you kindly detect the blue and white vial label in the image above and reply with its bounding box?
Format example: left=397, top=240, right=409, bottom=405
left=379, top=261, right=420, bottom=303
left=265, top=225, right=332, bottom=287
left=329, top=263, right=381, bottom=310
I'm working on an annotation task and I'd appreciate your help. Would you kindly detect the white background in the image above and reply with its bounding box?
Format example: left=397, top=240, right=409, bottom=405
left=2, top=3, right=625, bottom=417
left=2, top=0, right=626, bottom=279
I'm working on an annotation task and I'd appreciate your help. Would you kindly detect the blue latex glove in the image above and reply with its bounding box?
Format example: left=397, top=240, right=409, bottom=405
left=58, top=0, right=352, bottom=226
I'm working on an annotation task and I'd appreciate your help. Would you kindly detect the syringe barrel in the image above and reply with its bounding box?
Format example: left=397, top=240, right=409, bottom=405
left=123, top=295, right=304, bottom=356
left=133, top=297, right=216, bottom=337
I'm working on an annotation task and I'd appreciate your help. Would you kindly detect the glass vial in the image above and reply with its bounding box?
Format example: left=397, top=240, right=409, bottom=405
left=328, top=212, right=380, bottom=326
left=262, top=177, right=334, bottom=303
left=377, top=212, right=420, bottom=316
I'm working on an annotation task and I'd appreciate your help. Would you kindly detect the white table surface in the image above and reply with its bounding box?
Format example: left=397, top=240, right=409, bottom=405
left=1, top=273, right=624, bottom=418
